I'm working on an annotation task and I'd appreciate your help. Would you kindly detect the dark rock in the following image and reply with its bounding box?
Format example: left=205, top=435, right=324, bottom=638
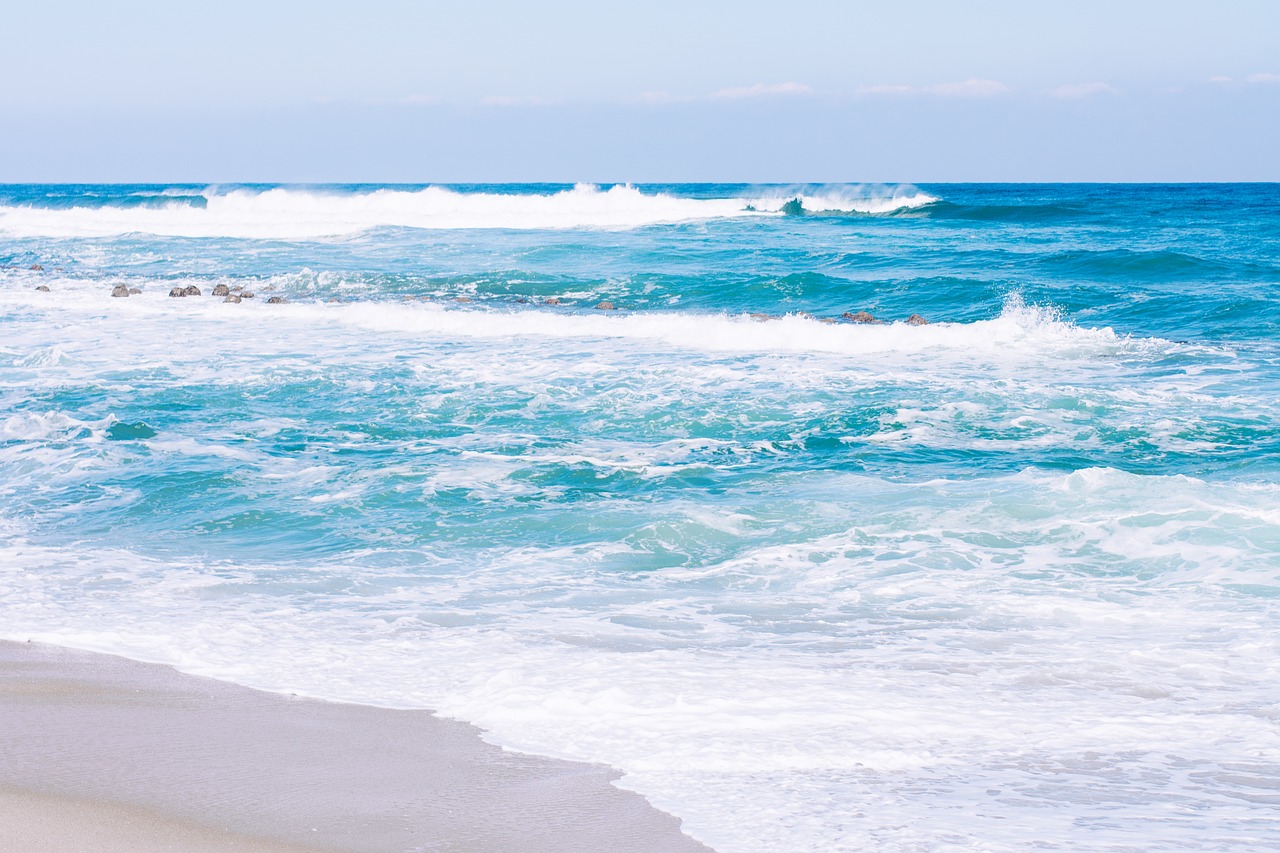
left=819, top=317, right=837, bottom=324
left=595, top=301, right=616, bottom=310
left=212, top=284, right=230, bottom=297
left=169, top=287, right=186, bottom=298
left=543, top=297, right=561, bottom=306
left=182, top=285, right=201, bottom=297
left=266, top=296, right=287, bottom=304
left=35, top=285, right=50, bottom=292
left=29, top=264, right=44, bottom=271
left=230, top=285, right=244, bottom=292
left=240, top=291, right=255, bottom=299
left=842, top=311, right=877, bottom=324
left=224, top=294, right=242, bottom=303
left=128, top=288, right=142, bottom=295
left=906, top=314, right=929, bottom=326
left=748, top=313, right=775, bottom=321
left=515, top=297, right=529, bottom=304
left=111, top=285, right=130, bottom=298
left=454, top=296, right=472, bottom=303
left=327, top=297, right=343, bottom=303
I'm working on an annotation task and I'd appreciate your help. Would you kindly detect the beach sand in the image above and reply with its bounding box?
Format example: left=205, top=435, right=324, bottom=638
left=0, top=640, right=712, bottom=853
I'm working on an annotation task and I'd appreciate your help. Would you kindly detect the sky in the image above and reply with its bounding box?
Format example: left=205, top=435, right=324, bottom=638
left=1, top=0, right=1277, bottom=182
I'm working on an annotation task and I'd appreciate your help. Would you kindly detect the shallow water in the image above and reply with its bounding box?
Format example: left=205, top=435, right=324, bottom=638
left=3, top=183, right=1280, bottom=851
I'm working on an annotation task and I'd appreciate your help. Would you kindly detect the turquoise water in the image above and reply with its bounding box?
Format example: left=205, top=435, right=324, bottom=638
left=2, top=183, right=1280, bottom=851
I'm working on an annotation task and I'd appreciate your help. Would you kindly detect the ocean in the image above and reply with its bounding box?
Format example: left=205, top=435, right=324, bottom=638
left=2, top=182, right=1278, bottom=852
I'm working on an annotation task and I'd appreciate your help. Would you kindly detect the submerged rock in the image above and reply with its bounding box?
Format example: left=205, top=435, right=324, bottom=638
left=595, top=301, right=616, bottom=310
left=906, top=314, right=929, bottom=326
left=748, top=313, right=776, bottom=321
left=240, top=291, right=255, bottom=299
left=819, top=317, right=837, bottom=324
left=29, top=264, right=44, bottom=271
left=224, top=294, right=242, bottom=303
left=212, top=284, right=230, bottom=297
left=128, top=287, right=142, bottom=295
left=327, top=297, right=343, bottom=303
left=111, top=285, right=130, bottom=298
left=169, top=287, right=186, bottom=298
left=454, top=296, right=472, bottom=303
left=34, top=285, right=50, bottom=292
left=543, top=297, right=561, bottom=306
left=230, top=285, right=244, bottom=292
left=842, top=311, right=877, bottom=324
left=182, top=285, right=201, bottom=297
left=266, top=296, right=288, bottom=304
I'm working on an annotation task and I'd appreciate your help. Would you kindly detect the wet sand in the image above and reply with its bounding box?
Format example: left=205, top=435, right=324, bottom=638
left=0, top=640, right=712, bottom=853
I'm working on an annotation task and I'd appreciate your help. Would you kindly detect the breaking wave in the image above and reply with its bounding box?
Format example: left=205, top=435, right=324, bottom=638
left=0, top=183, right=935, bottom=239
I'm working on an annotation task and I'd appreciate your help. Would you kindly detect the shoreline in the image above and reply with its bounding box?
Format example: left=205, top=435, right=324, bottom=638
left=0, top=640, right=712, bottom=853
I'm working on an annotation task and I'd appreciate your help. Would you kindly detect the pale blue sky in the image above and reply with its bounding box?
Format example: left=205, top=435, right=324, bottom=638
left=2, top=1, right=1277, bottom=181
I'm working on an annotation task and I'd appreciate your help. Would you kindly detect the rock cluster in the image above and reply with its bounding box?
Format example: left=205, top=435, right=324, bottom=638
left=111, top=285, right=130, bottom=297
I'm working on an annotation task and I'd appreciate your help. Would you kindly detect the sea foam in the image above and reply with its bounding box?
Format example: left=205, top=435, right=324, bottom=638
left=0, top=183, right=934, bottom=239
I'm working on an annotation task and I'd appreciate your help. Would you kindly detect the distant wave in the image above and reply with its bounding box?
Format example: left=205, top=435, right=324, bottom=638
left=0, top=183, right=935, bottom=239
left=309, top=293, right=1138, bottom=360
left=16, top=286, right=1134, bottom=361
left=749, top=185, right=937, bottom=216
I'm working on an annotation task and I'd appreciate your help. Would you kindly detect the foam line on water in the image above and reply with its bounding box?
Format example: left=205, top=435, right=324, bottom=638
left=1, top=280, right=1149, bottom=362
left=0, top=184, right=935, bottom=238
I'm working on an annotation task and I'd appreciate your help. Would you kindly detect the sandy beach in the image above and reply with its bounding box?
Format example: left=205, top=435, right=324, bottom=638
left=0, top=640, right=711, bottom=853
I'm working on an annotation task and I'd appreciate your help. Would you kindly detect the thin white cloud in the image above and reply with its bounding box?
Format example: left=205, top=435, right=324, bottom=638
left=1051, top=82, right=1117, bottom=100
left=855, top=83, right=915, bottom=96
left=930, top=78, right=1009, bottom=98
left=1246, top=72, right=1280, bottom=84
left=1208, top=75, right=1233, bottom=84
left=638, top=91, right=685, bottom=105
left=636, top=83, right=812, bottom=105
left=857, top=78, right=1009, bottom=98
left=710, top=82, right=813, bottom=100
left=479, top=95, right=562, bottom=107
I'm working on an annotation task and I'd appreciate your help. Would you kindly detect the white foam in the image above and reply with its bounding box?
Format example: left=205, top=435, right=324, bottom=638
left=0, top=184, right=933, bottom=239
left=2, top=467, right=1280, bottom=852
left=298, top=292, right=1139, bottom=362
left=746, top=185, right=938, bottom=214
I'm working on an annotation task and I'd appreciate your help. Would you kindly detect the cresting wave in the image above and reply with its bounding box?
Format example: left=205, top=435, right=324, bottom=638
left=321, top=293, right=1131, bottom=359
left=0, top=183, right=936, bottom=238
left=5, top=280, right=1140, bottom=361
